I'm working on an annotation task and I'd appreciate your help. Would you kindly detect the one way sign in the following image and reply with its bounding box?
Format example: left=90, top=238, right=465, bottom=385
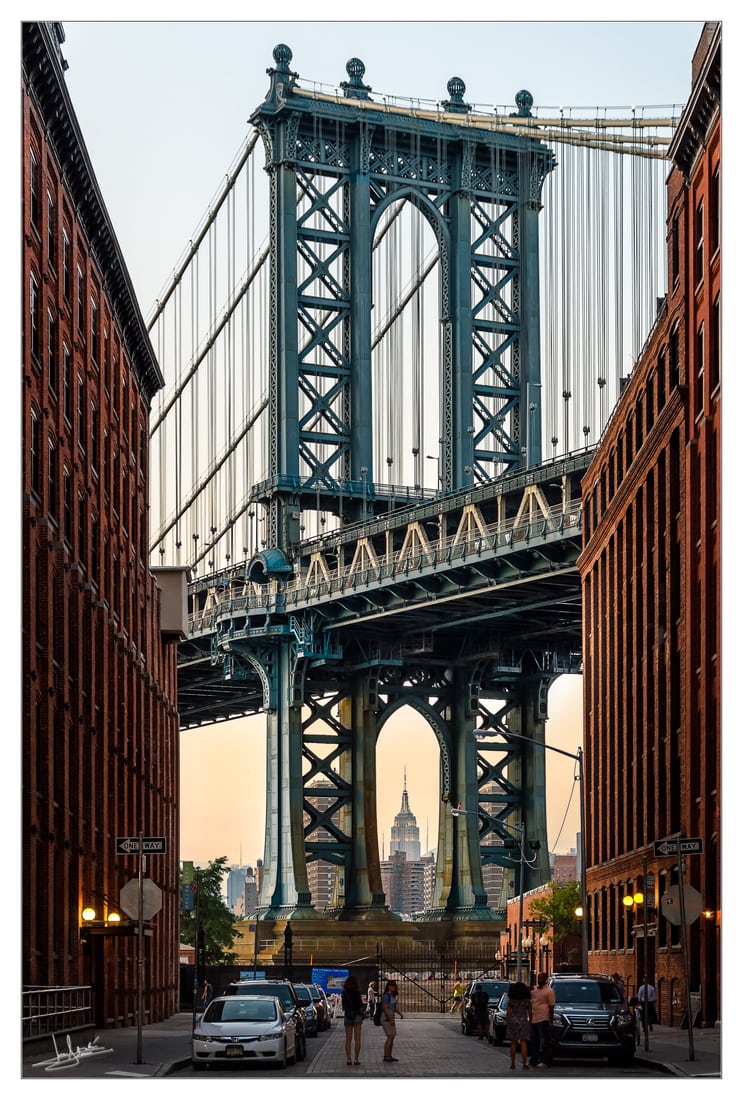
left=116, top=837, right=167, bottom=854
left=653, top=837, right=703, bottom=857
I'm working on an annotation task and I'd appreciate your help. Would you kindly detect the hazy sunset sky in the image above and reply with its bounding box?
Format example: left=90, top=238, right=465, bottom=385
left=30, top=11, right=708, bottom=874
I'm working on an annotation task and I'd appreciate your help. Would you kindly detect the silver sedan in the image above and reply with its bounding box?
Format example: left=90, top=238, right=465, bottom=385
left=192, top=995, right=297, bottom=1070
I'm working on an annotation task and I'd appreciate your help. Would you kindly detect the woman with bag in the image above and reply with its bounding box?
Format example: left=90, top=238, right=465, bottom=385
left=341, top=975, right=365, bottom=1065
left=380, top=979, right=403, bottom=1062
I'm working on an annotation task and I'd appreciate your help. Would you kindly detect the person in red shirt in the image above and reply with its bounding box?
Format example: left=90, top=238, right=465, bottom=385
left=529, top=972, right=555, bottom=1067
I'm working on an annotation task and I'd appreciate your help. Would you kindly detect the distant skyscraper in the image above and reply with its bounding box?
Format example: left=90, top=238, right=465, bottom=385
left=389, top=769, right=421, bottom=861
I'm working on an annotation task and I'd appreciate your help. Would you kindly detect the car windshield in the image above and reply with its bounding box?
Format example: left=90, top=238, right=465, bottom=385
left=232, top=983, right=294, bottom=1008
left=470, top=981, right=507, bottom=997
left=294, top=987, right=313, bottom=1005
left=205, top=998, right=278, bottom=1023
left=552, top=980, right=623, bottom=1004
left=308, top=987, right=323, bottom=1002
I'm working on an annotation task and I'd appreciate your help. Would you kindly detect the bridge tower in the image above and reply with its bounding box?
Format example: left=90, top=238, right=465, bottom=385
left=243, top=47, right=558, bottom=920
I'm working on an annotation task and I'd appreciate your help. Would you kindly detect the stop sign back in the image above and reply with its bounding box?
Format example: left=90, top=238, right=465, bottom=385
left=120, top=877, right=163, bottom=920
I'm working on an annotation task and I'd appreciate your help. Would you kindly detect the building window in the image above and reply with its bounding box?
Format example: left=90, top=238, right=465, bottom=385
left=78, top=491, right=87, bottom=568
left=47, top=310, right=57, bottom=396
left=695, top=323, right=704, bottom=417
left=671, top=211, right=680, bottom=286
left=710, top=165, right=720, bottom=256
left=91, top=402, right=99, bottom=475
left=77, top=374, right=86, bottom=452
left=30, top=409, right=41, bottom=495
left=90, top=298, right=99, bottom=365
left=77, top=265, right=85, bottom=333
left=103, top=326, right=110, bottom=394
left=670, top=325, right=680, bottom=388
left=62, top=344, right=72, bottom=424
left=29, top=148, right=40, bottom=232
left=710, top=296, right=720, bottom=392
left=47, top=191, right=56, bottom=269
left=91, top=514, right=99, bottom=579
left=694, top=200, right=704, bottom=287
left=62, top=228, right=71, bottom=303
left=30, top=274, right=40, bottom=362
left=63, top=467, right=72, bottom=543
left=657, top=352, right=666, bottom=409
left=48, top=436, right=57, bottom=521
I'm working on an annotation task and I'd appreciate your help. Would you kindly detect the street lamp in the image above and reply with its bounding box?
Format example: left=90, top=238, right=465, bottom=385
left=283, top=921, right=294, bottom=981
left=451, top=806, right=538, bottom=984
left=360, top=467, right=368, bottom=517
left=482, top=727, right=589, bottom=974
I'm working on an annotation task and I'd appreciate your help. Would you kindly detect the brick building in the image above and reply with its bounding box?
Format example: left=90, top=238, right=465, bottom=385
left=578, top=23, right=720, bottom=1024
left=22, top=22, right=184, bottom=1027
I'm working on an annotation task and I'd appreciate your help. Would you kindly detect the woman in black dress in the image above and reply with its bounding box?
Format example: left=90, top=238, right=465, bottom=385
left=341, top=975, right=365, bottom=1065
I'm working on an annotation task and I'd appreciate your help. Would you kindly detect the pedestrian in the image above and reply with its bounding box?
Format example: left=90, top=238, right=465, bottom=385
left=200, top=979, right=213, bottom=1013
left=367, top=980, right=378, bottom=1018
left=341, top=975, right=365, bottom=1065
left=638, top=977, right=657, bottom=1032
left=506, top=981, right=532, bottom=1070
left=529, top=971, right=555, bottom=1067
left=471, top=982, right=490, bottom=1039
left=451, top=977, right=463, bottom=1014
left=611, top=972, right=626, bottom=1000
left=380, top=979, right=403, bottom=1062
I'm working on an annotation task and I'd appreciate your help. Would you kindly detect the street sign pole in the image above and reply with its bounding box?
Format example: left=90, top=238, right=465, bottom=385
left=675, top=832, right=695, bottom=1062
left=642, top=854, right=649, bottom=1052
left=136, top=831, right=145, bottom=1065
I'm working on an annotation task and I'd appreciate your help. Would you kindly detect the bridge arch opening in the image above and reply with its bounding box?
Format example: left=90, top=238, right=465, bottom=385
left=375, top=705, right=442, bottom=917
left=371, top=196, right=443, bottom=495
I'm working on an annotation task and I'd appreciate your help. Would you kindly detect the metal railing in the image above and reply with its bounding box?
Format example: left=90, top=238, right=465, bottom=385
left=22, top=985, right=93, bottom=1041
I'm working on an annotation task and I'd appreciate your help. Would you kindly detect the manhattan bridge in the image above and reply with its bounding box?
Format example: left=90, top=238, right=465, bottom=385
left=147, top=45, right=678, bottom=921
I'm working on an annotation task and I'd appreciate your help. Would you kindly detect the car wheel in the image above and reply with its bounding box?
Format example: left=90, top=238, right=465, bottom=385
left=494, top=1030, right=505, bottom=1047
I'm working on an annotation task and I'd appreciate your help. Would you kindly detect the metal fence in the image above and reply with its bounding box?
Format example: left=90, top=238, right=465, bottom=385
left=376, top=944, right=503, bottom=1014
left=22, top=985, right=93, bottom=1040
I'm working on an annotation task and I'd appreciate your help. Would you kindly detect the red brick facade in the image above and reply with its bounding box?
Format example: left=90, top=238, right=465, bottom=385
left=22, top=23, right=181, bottom=1026
left=578, top=24, right=720, bottom=1025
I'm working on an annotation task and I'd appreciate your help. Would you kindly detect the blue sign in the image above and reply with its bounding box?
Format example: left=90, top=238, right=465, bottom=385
left=312, top=966, right=349, bottom=992
left=182, top=883, right=194, bottom=911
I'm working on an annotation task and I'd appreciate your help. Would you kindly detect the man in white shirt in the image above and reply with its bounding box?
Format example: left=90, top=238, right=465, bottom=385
left=638, top=978, right=657, bottom=1031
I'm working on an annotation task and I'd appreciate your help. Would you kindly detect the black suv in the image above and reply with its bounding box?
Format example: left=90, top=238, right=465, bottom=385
left=546, top=974, right=635, bottom=1066
left=222, top=979, right=307, bottom=1061
left=461, top=979, right=510, bottom=1035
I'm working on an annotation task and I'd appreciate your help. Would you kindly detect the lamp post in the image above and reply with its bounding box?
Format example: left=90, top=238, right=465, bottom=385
left=451, top=807, right=538, bottom=985
left=623, top=852, right=650, bottom=1052
left=360, top=467, right=368, bottom=517
left=283, top=921, right=294, bottom=981
left=485, top=727, right=589, bottom=974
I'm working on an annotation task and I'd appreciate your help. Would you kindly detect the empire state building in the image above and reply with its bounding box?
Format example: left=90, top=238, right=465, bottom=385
left=389, top=769, right=421, bottom=861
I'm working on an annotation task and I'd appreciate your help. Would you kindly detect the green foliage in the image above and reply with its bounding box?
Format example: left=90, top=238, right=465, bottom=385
left=180, top=856, right=239, bottom=965
left=529, top=881, right=582, bottom=942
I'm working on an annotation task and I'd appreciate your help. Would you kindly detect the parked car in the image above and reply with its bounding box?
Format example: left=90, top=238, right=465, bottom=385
left=461, top=979, right=510, bottom=1035
left=307, top=983, right=332, bottom=1030
left=222, top=979, right=307, bottom=1061
left=546, top=974, right=636, bottom=1066
left=487, top=991, right=510, bottom=1045
left=192, top=995, right=297, bottom=1069
left=292, top=983, right=320, bottom=1036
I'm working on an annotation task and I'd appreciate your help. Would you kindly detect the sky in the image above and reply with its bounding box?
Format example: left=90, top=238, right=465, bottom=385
left=9, top=8, right=728, bottom=879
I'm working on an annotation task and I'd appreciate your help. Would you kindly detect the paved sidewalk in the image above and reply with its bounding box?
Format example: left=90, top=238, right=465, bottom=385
left=22, top=1012, right=721, bottom=1079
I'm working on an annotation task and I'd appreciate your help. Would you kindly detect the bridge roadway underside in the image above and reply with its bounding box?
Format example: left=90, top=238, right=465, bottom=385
left=176, top=455, right=589, bottom=921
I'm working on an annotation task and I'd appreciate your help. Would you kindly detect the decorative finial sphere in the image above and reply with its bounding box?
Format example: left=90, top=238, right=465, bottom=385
left=346, top=57, right=366, bottom=80
left=273, top=43, right=293, bottom=66
left=515, top=89, right=534, bottom=112
left=447, top=76, right=466, bottom=99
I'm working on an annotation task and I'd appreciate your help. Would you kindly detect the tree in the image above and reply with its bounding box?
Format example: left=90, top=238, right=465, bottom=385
left=180, top=856, right=239, bottom=965
left=528, top=881, right=582, bottom=964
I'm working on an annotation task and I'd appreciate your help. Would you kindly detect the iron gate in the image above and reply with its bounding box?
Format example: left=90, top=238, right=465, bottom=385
left=375, top=943, right=503, bottom=1014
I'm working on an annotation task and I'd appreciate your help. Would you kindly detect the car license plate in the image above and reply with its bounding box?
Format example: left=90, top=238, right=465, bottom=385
left=225, top=1044, right=244, bottom=1057
left=582, top=1033, right=599, bottom=1043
